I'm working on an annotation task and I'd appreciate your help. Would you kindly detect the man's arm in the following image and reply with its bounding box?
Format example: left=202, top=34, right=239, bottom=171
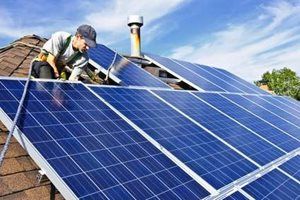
left=46, top=54, right=59, bottom=78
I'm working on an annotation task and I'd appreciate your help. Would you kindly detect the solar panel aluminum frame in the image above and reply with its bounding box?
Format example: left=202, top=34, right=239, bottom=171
left=0, top=109, right=78, bottom=200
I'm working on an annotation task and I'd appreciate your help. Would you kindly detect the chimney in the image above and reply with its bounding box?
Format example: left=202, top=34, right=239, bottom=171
left=127, top=15, right=143, bottom=57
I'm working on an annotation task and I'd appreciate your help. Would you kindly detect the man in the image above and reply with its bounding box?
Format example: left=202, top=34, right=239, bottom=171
left=31, top=24, right=97, bottom=81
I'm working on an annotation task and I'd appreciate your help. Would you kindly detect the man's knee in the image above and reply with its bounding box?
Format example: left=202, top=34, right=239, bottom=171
left=32, top=61, right=54, bottom=79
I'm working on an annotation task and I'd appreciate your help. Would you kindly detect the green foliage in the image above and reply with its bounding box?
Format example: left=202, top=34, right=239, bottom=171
left=255, top=68, right=300, bottom=101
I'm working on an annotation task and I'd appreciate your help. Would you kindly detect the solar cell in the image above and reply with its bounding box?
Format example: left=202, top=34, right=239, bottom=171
left=242, top=95, right=300, bottom=129
left=144, top=53, right=226, bottom=92
left=194, top=64, right=264, bottom=95
left=145, top=53, right=268, bottom=94
left=154, top=90, right=286, bottom=165
left=90, top=86, right=258, bottom=189
left=278, top=156, right=300, bottom=181
left=212, top=67, right=270, bottom=95
left=88, top=44, right=170, bottom=88
left=242, top=169, right=300, bottom=199
left=194, top=92, right=298, bottom=153
left=0, top=78, right=209, bottom=199
left=223, top=191, right=248, bottom=200
left=172, top=59, right=244, bottom=93
left=251, top=96, right=300, bottom=119
left=256, top=95, right=300, bottom=119
left=221, top=93, right=300, bottom=141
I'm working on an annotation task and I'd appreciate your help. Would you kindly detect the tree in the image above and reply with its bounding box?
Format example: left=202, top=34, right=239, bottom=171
left=255, top=68, right=300, bottom=101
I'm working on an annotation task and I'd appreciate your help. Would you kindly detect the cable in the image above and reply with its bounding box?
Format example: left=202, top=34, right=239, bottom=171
left=104, top=51, right=118, bottom=84
left=0, top=45, right=38, bottom=167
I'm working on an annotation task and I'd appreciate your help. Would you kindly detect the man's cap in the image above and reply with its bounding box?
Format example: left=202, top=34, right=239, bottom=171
left=77, top=24, right=97, bottom=48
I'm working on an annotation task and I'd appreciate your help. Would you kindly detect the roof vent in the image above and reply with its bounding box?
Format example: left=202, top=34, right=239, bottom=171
left=127, top=15, right=143, bottom=57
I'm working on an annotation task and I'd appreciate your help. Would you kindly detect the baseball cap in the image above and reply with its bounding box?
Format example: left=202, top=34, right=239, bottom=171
left=77, top=24, right=97, bottom=48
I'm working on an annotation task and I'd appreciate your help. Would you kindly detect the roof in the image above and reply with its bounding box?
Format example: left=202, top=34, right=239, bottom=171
left=0, top=35, right=64, bottom=199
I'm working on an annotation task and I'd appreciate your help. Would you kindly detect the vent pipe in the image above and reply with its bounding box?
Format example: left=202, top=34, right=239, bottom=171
left=127, top=15, right=143, bottom=57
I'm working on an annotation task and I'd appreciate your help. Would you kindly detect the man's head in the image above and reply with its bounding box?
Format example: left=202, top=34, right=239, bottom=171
left=73, top=24, right=97, bottom=52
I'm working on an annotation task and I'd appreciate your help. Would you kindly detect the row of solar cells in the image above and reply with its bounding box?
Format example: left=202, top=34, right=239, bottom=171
left=88, top=44, right=269, bottom=95
left=0, top=79, right=299, bottom=199
left=145, top=53, right=270, bottom=94
left=226, top=156, right=300, bottom=200
left=88, top=44, right=171, bottom=88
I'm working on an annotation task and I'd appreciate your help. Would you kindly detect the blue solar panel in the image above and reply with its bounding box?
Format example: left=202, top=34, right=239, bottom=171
left=257, top=95, right=300, bottom=119
left=222, top=94, right=300, bottom=141
left=212, top=67, right=270, bottom=95
left=0, top=78, right=210, bottom=199
left=154, top=90, right=285, bottom=165
left=88, top=44, right=170, bottom=88
left=145, top=53, right=226, bottom=92
left=173, top=59, right=244, bottom=93
left=223, top=191, right=247, bottom=200
left=145, top=53, right=268, bottom=94
left=90, top=86, right=258, bottom=189
left=278, top=156, right=300, bottom=181
left=242, top=169, right=300, bottom=199
left=242, top=95, right=300, bottom=128
left=194, top=64, right=265, bottom=95
left=194, top=92, right=298, bottom=153
left=279, top=96, right=300, bottom=109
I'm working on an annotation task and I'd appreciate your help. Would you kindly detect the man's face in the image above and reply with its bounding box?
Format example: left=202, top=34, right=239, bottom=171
left=76, top=35, right=90, bottom=52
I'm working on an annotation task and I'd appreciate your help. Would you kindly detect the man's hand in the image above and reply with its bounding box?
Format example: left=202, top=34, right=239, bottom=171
left=54, top=70, right=60, bottom=78
left=47, top=54, right=59, bottom=78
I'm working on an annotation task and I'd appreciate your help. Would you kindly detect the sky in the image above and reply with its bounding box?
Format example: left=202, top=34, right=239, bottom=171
left=0, top=0, right=299, bottom=82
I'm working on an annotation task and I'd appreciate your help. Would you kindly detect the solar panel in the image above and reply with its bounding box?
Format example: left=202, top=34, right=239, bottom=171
left=173, top=60, right=244, bottom=93
left=88, top=44, right=170, bottom=88
left=194, top=64, right=266, bottom=95
left=242, top=169, right=300, bottom=199
left=278, top=156, right=300, bottom=181
left=211, top=67, right=270, bottom=95
left=90, top=86, right=259, bottom=190
left=145, top=53, right=268, bottom=94
left=221, top=93, right=300, bottom=141
left=0, top=78, right=210, bottom=199
left=194, top=92, right=299, bottom=153
left=153, top=90, right=287, bottom=165
left=223, top=191, right=248, bottom=200
left=144, top=53, right=226, bottom=92
left=254, top=95, right=300, bottom=119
